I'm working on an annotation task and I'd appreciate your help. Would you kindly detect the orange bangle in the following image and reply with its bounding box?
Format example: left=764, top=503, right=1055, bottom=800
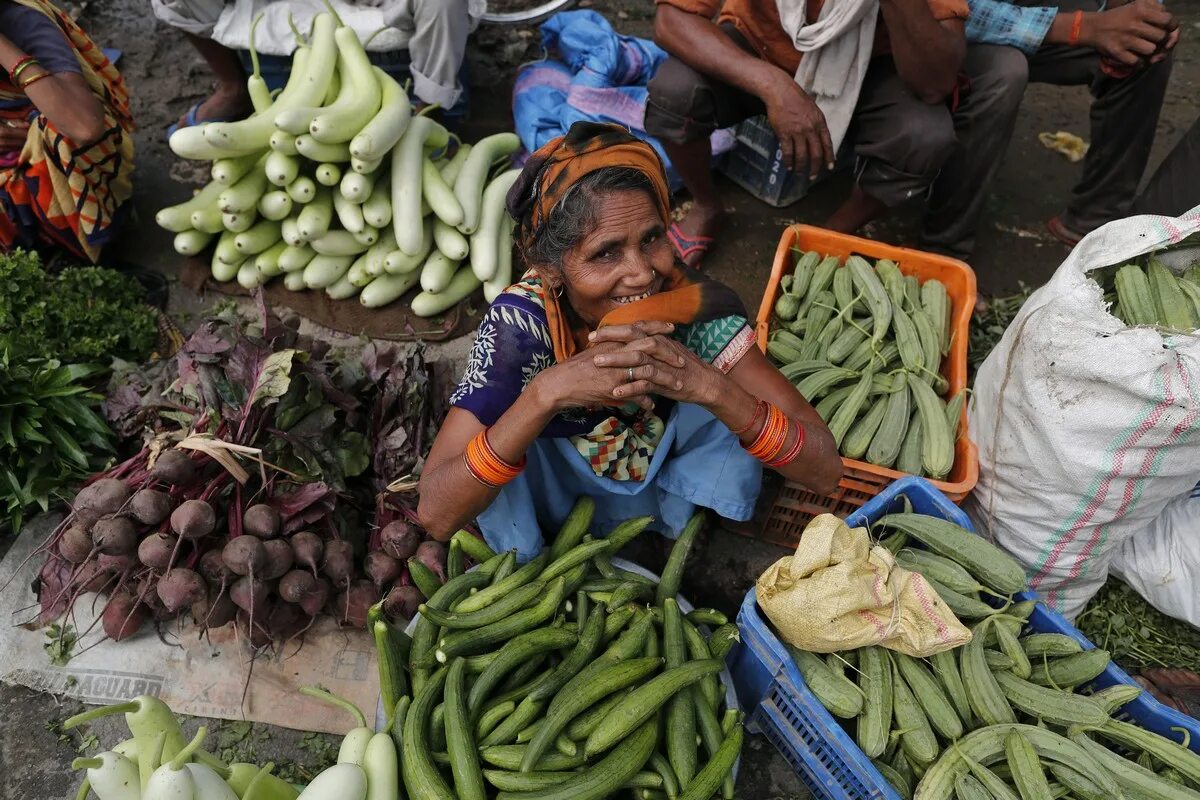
left=19, top=70, right=51, bottom=90
left=464, top=430, right=525, bottom=488
left=1068, top=10, right=1084, bottom=46
left=766, top=420, right=806, bottom=467
left=746, top=403, right=788, bottom=462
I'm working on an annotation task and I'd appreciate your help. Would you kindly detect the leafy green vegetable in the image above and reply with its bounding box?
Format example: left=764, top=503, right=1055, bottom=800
left=0, top=249, right=156, bottom=364
left=44, top=622, right=78, bottom=666
left=1076, top=577, right=1200, bottom=673
left=1, top=349, right=112, bottom=533
left=969, top=282, right=1033, bottom=381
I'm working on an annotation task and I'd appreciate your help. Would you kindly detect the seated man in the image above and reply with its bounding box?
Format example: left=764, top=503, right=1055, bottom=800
left=151, top=0, right=479, bottom=132
left=921, top=0, right=1178, bottom=258
left=645, top=0, right=969, bottom=266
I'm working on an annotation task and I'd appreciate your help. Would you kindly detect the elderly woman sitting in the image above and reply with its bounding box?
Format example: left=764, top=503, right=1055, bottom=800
left=418, top=122, right=842, bottom=557
left=0, top=0, right=134, bottom=262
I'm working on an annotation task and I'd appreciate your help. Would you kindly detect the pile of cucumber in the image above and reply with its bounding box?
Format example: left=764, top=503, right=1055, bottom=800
left=783, top=511, right=1200, bottom=800
left=1100, top=259, right=1200, bottom=333
left=374, top=501, right=744, bottom=800
left=767, top=249, right=963, bottom=480
left=159, top=10, right=521, bottom=313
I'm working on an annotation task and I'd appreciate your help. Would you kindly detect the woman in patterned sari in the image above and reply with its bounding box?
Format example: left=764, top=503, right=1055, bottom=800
left=0, top=0, right=134, bottom=262
left=418, top=122, right=841, bottom=557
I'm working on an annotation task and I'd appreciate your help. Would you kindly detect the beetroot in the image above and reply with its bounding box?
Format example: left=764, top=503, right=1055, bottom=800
left=198, top=549, right=233, bottom=585
left=138, top=578, right=167, bottom=613
left=74, top=561, right=111, bottom=593
left=102, top=593, right=145, bottom=641
left=299, top=578, right=332, bottom=617
left=223, top=536, right=265, bottom=577
left=243, top=504, right=280, bottom=539
left=278, top=570, right=318, bottom=604
left=151, top=450, right=196, bottom=485
left=260, top=539, right=294, bottom=581
left=267, top=601, right=310, bottom=642
left=129, top=489, right=173, bottom=525
left=364, top=551, right=403, bottom=589
left=171, top=500, right=216, bottom=540
left=193, top=586, right=237, bottom=629
left=74, top=478, right=131, bottom=519
left=157, top=568, right=207, bottom=613
left=414, top=540, right=447, bottom=582
left=138, top=533, right=177, bottom=570
left=237, top=609, right=273, bottom=649
left=334, top=579, right=379, bottom=628
left=97, top=552, right=136, bottom=574
left=321, top=540, right=354, bottom=583
left=91, top=517, right=137, bottom=556
left=59, top=527, right=93, bottom=563
left=380, top=520, right=422, bottom=561
left=382, top=585, right=423, bottom=623
left=290, top=531, right=324, bottom=576
left=230, top=576, right=269, bottom=613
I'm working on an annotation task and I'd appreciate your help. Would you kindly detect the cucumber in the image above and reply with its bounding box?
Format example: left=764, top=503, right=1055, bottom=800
left=445, top=658, right=487, bottom=800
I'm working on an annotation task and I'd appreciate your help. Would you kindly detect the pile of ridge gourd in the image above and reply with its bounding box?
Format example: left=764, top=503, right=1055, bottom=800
left=1103, top=258, right=1200, bottom=332
left=767, top=249, right=963, bottom=480
left=376, top=500, right=745, bottom=800
left=782, top=510, right=1200, bottom=800
left=159, top=8, right=520, bottom=313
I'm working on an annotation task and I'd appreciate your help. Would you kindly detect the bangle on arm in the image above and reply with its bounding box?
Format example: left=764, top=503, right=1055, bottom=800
left=20, top=70, right=50, bottom=90
left=9, top=55, right=38, bottom=83
left=464, top=429, right=525, bottom=488
left=731, top=398, right=767, bottom=436
left=1067, top=10, right=1084, bottom=46
left=742, top=401, right=807, bottom=467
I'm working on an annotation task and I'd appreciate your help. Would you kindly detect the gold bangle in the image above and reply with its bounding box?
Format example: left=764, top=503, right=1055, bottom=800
left=20, top=70, right=51, bottom=90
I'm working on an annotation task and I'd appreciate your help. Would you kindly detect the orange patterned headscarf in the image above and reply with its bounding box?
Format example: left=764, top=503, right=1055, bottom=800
left=506, top=122, right=744, bottom=363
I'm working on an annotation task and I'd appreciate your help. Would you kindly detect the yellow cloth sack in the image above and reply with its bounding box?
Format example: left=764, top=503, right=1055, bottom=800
left=756, top=514, right=971, bottom=656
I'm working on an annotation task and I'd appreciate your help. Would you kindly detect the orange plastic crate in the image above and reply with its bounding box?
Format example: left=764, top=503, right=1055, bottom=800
left=752, top=225, right=979, bottom=548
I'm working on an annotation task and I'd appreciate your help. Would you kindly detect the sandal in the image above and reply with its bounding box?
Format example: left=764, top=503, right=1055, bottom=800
left=667, top=222, right=716, bottom=268
left=1046, top=215, right=1085, bottom=248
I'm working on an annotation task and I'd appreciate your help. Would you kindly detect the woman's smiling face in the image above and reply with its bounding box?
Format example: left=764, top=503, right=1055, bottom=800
left=550, top=188, right=674, bottom=329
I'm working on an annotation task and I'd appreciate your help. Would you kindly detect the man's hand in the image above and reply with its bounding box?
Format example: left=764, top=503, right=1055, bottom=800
left=764, top=74, right=835, bottom=180
left=0, top=120, right=29, bottom=152
left=1080, top=0, right=1177, bottom=66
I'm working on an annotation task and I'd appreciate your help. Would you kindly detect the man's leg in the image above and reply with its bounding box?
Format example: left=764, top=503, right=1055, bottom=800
left=644, top=26, right=763, bottom=267
left=920, top=45, right=1029, bottom=259
left=152, top=0, right=251, bottom=126
left=391, top=0, right=476, bottom=110
left=1132, top=117, right=1200, bottom=218
left=1025, top=0, right=1173, bottom=237
left=828, top=59, right=957, bottom=234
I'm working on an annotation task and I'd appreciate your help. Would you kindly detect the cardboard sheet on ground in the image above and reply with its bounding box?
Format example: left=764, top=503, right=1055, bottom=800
left=0, top=517, right=377, bottom=736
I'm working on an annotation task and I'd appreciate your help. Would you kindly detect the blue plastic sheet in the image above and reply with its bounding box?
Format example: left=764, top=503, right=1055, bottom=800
left=512, top=10, right=733, bottom=191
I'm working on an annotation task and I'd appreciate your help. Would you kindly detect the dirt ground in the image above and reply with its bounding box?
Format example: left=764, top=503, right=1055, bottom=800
left=2, top=0, right=1200, bottom=798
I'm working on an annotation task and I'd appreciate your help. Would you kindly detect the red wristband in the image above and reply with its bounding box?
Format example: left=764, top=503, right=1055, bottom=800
left=1067, top=10, right=1084, bottom=46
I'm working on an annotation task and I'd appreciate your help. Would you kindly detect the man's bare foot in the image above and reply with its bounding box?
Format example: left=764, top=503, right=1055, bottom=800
left=176, top=83, right=253, bottom=129
left=668, top=203, right=722, bottom=268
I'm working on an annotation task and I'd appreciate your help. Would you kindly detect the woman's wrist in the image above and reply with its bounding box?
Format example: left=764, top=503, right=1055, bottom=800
left=526, top=369, right=569, bottom=418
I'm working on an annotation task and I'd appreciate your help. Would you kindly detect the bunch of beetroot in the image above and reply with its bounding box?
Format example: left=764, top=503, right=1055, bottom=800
left=33, top=298, right=457, bottom=649
left=35, top=452, right=454, bottom=648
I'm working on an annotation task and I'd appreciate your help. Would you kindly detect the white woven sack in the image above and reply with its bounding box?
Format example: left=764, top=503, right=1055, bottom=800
left=967, top=208, right=1200, bottom=621
left=1111, top=485, right=1200, bottom=627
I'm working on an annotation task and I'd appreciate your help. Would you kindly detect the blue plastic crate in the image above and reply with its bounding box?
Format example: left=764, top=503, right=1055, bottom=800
left=728, top=476, right=1200, bottom=800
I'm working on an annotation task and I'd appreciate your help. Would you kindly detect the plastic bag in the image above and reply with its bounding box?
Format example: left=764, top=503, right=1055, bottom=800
left=1111, top=485, right=1200, bottom=627
left=755, top=514, right=971, bottom=656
